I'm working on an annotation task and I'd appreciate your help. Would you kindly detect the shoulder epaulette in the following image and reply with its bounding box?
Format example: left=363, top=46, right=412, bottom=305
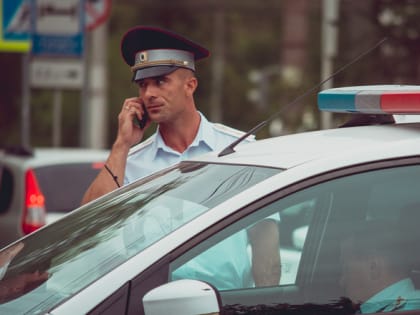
left=128, top=135, right=155, bottom=156
left=212, top=123, right=255, bottom=140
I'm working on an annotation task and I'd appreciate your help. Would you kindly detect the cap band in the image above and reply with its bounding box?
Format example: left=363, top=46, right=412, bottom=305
left=131, top=49, right=195, bottom=73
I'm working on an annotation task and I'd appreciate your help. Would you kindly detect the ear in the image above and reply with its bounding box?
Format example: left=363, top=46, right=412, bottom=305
left=185, top=76, right=198, bottom=96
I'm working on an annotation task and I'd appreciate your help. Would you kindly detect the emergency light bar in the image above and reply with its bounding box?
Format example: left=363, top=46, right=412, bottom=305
left=318, top=85, right=420, bottom=114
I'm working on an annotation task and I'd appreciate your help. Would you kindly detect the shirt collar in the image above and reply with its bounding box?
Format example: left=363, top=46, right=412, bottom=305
left=153, top=112, right=216, bottom=158
left=191, top=112, right=217, bottom=150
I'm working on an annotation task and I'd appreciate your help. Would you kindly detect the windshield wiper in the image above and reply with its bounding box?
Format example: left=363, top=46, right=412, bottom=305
left=218, top=37, right=387, bottom=157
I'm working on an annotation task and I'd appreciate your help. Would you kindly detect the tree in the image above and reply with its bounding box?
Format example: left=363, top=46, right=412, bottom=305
left=2, top=0, right=420, bottom=148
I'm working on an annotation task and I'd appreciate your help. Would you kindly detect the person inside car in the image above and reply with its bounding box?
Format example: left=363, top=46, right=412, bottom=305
left=340, top=220, right=420, bottom=313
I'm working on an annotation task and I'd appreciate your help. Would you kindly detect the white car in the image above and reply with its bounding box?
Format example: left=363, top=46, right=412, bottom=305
left=0, top=147, right=109, bottom=248
left=1, top=85, right=420, bottom=315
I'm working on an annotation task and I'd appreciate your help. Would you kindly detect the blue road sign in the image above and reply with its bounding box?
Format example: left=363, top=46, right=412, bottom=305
left=30, top=0, right=85, bottom=57
left=0, top=0, right=31, bottom=51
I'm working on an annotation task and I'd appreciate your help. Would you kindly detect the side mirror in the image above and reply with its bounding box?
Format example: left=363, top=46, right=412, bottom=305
left=143, top=279, right=221, bottom=315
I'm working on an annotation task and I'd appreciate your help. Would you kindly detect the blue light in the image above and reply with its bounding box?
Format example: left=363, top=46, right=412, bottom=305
left=318, top=89, right=357, bottom=113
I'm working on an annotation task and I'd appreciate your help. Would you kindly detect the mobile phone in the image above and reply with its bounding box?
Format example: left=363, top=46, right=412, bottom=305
left=133, top=103, right=149, bottom=129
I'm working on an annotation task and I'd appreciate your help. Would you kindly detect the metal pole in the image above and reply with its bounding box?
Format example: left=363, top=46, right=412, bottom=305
left=79, top=0, right=89, bottom=148
left=320, top=0, right=339, bottom=129
left=52, top=89, right=62, bottom=147
left=210, top=8, right=225, bottom=122
left=86, top=22, right=108, bottom=149
left=21, top=53, right=30, bottom=148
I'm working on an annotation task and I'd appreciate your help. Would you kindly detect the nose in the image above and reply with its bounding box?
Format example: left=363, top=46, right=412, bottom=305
left=140, top=84, right=157, bottom=101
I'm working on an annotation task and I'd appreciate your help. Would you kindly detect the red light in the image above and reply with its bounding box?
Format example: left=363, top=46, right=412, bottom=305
left=381, top=91, right=420, bottom=113
left=23, top=169, right=46, bottom=234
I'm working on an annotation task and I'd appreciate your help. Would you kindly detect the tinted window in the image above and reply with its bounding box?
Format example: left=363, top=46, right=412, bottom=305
left=169, top=164, right=420, bottom=314
left=34, top=163, right=103, bottom=212
left=170, top=192, right=315, bottom=291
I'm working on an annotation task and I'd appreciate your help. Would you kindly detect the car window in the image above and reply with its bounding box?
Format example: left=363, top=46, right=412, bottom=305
left=170, top=163, right=420, bottom=314
left=0, top=162, right=280, bottom=314
left=33, top=163, right=103, bottom=213
left=169, top=195, right=316, bottom=290
left=0, top=166, right=13, bottom=214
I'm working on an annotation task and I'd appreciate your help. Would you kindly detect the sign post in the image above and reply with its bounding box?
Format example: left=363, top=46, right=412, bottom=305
left=2, top=0, right=110, bottom=147
left=83, top=0, right=111, bottom=148
left=30, top=0, right=85, bottom=89
left=29, top=0, right=86, bottom=146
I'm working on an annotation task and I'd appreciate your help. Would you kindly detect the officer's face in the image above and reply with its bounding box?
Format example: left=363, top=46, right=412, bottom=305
left=137, top=69, right=197, bottom=123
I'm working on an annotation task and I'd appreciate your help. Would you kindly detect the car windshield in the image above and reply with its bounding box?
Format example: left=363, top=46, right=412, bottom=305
left=0, top=161, right=280, bottom=314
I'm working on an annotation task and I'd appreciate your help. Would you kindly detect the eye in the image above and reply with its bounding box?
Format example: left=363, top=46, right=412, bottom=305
left=156, top=77, right=166, bottom=85
left=137, top=81, right=146, bottom=88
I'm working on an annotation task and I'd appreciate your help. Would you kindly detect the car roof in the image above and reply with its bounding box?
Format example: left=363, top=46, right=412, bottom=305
left=0, top=147, right=109, bottom=168
left=191, top=122, right=420, bottom=170
left=192, top=85, right=420, bottom=170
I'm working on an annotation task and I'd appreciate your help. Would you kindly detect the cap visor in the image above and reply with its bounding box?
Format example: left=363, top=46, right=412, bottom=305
left=133, top=65, right=180, bottom=81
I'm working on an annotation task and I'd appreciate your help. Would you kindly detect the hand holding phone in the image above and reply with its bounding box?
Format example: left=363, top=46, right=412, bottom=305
left=133, top=103, right=149, bottom=129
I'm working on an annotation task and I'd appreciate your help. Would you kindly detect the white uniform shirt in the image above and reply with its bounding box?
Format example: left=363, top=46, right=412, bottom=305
left=124, top=113, right=266, bottom=290
left=124, top=112, right=253, bottom=184
left=172, top=229, right=253, bottom=290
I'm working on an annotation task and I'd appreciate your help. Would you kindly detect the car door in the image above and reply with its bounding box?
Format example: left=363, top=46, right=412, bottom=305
left=92, top=157, right=420, bottom=315
left=163, top=157, right=420, bottom=314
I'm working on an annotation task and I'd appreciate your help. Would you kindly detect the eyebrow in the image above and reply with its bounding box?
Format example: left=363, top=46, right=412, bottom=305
left=137, top=75, right=167, bottom=84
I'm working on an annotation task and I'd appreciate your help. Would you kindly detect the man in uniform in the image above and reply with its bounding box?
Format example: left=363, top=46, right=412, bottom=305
left=82, top=25, right=254, bottom=201
left=81, top=26, right=280, bottom=288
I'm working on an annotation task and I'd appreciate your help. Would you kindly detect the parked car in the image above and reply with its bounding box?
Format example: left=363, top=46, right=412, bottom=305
left=0, top=147, right=108, bottom=248
left=1, top=85, right=420, bottom=315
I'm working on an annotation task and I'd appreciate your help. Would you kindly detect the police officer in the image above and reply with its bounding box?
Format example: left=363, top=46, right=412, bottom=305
left=81, top=26, right=280, bottom=288
left=82, top=26, right=252, bottom=203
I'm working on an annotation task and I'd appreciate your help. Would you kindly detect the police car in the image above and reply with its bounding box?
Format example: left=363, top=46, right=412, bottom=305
left=1, top=85, right=420, bottom=315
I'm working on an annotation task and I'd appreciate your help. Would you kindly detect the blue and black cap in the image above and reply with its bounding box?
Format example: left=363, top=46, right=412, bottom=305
left=121, top=26, right=210, bottom=82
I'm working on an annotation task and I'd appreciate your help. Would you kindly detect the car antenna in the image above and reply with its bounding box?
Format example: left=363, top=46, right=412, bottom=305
left=218, top=37, right=388, bottom=157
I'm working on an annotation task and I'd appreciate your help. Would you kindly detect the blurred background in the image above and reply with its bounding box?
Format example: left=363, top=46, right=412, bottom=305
left=1, top=0, right=420, bottom=149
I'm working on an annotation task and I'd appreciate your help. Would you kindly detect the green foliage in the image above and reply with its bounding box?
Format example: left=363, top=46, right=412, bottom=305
left=2, top=0, right=420, bottom=148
